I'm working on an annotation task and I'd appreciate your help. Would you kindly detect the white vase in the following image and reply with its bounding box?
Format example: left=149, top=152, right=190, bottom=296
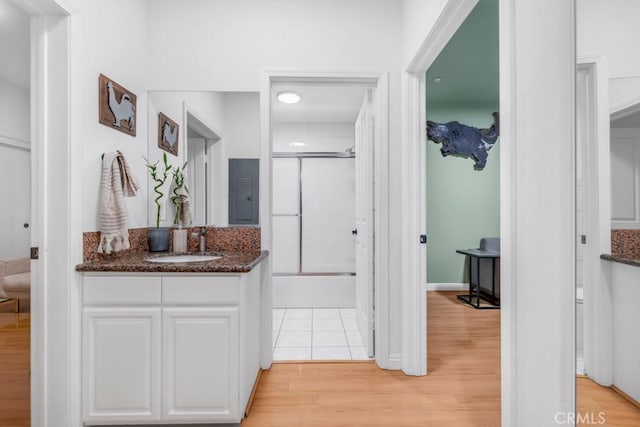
left=172, top=229, right=187, bottom=253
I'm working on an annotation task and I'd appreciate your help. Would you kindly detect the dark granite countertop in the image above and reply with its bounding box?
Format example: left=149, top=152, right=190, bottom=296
left=75, top=250, right=268, bottom=273
left=600, top=253, right=640, bottom=268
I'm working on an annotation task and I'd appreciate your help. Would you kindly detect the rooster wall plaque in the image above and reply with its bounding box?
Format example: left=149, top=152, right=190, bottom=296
left=99, top=74, right=137, bottom=136
left=158, top=112, right=179, bottom=156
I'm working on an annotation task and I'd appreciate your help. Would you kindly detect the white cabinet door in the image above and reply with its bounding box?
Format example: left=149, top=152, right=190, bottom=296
left=83, top=307, right=162, bottom=423
left=162, top=307, right=240, bottom=422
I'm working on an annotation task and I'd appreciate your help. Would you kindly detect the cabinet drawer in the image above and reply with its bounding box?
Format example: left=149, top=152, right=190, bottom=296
left=162, top=276, right=240, bottom=304
left=84, top=276, right=161, bottom=305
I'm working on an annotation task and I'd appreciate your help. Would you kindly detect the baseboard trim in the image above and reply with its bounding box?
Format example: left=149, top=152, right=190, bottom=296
left=426, top=283, right=466, bottom=291
left=611, top=385, right=640, bottom=410
left=386, top=353, right=402, bottom=370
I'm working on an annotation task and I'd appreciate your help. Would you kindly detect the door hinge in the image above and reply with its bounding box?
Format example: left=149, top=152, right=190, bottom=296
left=420, top=235, right=427, bottom=244
left=581, top=235, right=587, bottom=244
left=30, top=247, right=39, bottom=260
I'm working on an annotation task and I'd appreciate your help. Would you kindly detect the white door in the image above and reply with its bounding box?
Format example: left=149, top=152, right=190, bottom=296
left=354, top=89, right=375, bottom=357
left=0, top=145, right=30, bottom=258
left=162, top=307, right=239, bottom=422
left=82, top=307, right=162, bottom=423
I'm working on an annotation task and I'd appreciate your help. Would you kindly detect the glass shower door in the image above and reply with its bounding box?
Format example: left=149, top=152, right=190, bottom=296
left=300, top=157, right=355, bottom=273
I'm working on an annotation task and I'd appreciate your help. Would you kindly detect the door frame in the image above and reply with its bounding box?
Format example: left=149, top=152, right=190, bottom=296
left=401, top=0, right=479, bottom=376
left=404, top=0, right=578, bottom=424
left=260, top=69, right=390, bottom=367
left=576, top=55, right=612, bottom=386
left=183, top=102, right=224, bottom=225
left=20, top=0, right=74, bottom=425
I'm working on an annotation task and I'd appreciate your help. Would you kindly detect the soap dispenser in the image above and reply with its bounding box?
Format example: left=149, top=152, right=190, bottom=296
left=199, top=227, right=207, bottom=252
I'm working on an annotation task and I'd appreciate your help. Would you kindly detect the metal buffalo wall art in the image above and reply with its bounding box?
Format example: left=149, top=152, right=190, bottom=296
left=426, top=112, right=500, bottom=170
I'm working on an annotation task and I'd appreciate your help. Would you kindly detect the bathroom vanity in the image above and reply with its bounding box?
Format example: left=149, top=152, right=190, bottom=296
left=76, top=251, right=269, bottom=425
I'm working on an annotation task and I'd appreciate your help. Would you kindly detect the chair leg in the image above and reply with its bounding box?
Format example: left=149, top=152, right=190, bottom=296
left=14, top=299, right=19, bottom=313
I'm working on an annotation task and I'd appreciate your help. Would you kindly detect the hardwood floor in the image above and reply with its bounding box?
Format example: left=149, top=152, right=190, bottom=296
left=245, top=292, right=640, bottom=426
left=0, top=312, right=30, bottom=427
left=244, top=292, right=502, bottom=426
left=577, top=376, right=640, bottom=426
left=0, top=292, right=638, bottom=426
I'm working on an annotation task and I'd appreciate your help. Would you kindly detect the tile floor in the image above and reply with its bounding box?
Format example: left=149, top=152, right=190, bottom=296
left=272, top=308, right=373, bottom=361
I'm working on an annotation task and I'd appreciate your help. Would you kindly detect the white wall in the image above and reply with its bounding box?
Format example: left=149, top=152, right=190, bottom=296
left=577, top=0, right=640, bottom=110
left=0, top=77, right=30, bottom=143
left=223, top=92, right=260, bottom=159
left=499, top=0, right=576, bottom=424
left=77, top=0, right=150, bottom=231
left=146, top=0, right=403, bottom=91
left=610, top=128, right=640, bottom=229
left=401, top=0, right=449, bottom=66
left=146, top=0, right=405, bottom=359
left=0, top=77, right=30, bottom=258
left=609, top=260, right=640, bottom=402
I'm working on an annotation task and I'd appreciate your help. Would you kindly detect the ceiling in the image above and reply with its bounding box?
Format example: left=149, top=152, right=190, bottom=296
left=271, top=83, right=370, bottom=124
left=426, top=0, right=499, bottom=108
left=0, top=0, right=30, bottom=88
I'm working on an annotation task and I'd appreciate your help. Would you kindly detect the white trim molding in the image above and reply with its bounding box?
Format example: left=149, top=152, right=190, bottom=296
left=405, top=0, right=577, bottom=424
left=406, top=0, right=479, bottom=73
left=260, top=69, right=391, bottom=369
left=577, top=55, right=613, bottom=386
left=499, top=1, right=576, bottom=425
left=401, top=0, right=478, bottom=377
left=23, top=1, right=74, bottom=425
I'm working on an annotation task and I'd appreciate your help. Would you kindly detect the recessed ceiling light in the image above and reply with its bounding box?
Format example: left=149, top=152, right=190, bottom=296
left=277, top=91, right=301, bottom=104
left=433, top=77, right=443, bottom=83
left=289, top=142, right=306, bottom=147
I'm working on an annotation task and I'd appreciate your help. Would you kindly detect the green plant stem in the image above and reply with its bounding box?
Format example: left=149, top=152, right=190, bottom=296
left=171, top=167, right=186, bottom=226
left=144, top=153, right=172, bottom=228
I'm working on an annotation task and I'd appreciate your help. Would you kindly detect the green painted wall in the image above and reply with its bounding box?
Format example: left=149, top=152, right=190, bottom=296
left=426, top=107, right=500, bottom=283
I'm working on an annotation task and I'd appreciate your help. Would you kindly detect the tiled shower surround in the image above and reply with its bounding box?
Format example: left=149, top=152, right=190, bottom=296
left=82, top=226, right=260, bottom=262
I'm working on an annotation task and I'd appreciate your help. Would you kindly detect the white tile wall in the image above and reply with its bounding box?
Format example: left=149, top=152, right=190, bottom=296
left=273, top=123, right=355, bottom=153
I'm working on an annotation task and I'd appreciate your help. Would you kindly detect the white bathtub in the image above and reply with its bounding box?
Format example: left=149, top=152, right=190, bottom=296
left=273, top=275, right=355, bottom=308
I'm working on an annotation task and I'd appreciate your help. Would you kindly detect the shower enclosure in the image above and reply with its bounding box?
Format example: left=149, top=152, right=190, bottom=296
left=272, top=152, right=356, bottom=308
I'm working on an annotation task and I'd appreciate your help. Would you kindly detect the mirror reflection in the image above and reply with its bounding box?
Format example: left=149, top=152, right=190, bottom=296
left=147, top=91, right=260, bottom=227
left=576, top=0, right=640, bottom=423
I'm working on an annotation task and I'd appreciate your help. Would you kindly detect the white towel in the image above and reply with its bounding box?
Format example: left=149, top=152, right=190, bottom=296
left=97, top=151, right=139, bottom=254
left=168, top=179, right=192, bottom=226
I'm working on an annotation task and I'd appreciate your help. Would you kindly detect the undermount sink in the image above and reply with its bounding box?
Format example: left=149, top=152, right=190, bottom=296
left=145, top=254, right=222, bottom=263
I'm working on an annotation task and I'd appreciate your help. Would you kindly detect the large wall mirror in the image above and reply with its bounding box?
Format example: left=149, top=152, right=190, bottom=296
left=147, top=91, right=260, bottom=227
left=576, top=0, right=640, bottom=423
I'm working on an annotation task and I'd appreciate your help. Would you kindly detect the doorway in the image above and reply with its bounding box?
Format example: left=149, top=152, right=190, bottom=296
left=0, top=0, right=31, bottom=424
left=261, top=72, right=390, bottom=366
left=269, top=82, right=374, bottom=361
left=184, top=108, right=223, bottom=226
